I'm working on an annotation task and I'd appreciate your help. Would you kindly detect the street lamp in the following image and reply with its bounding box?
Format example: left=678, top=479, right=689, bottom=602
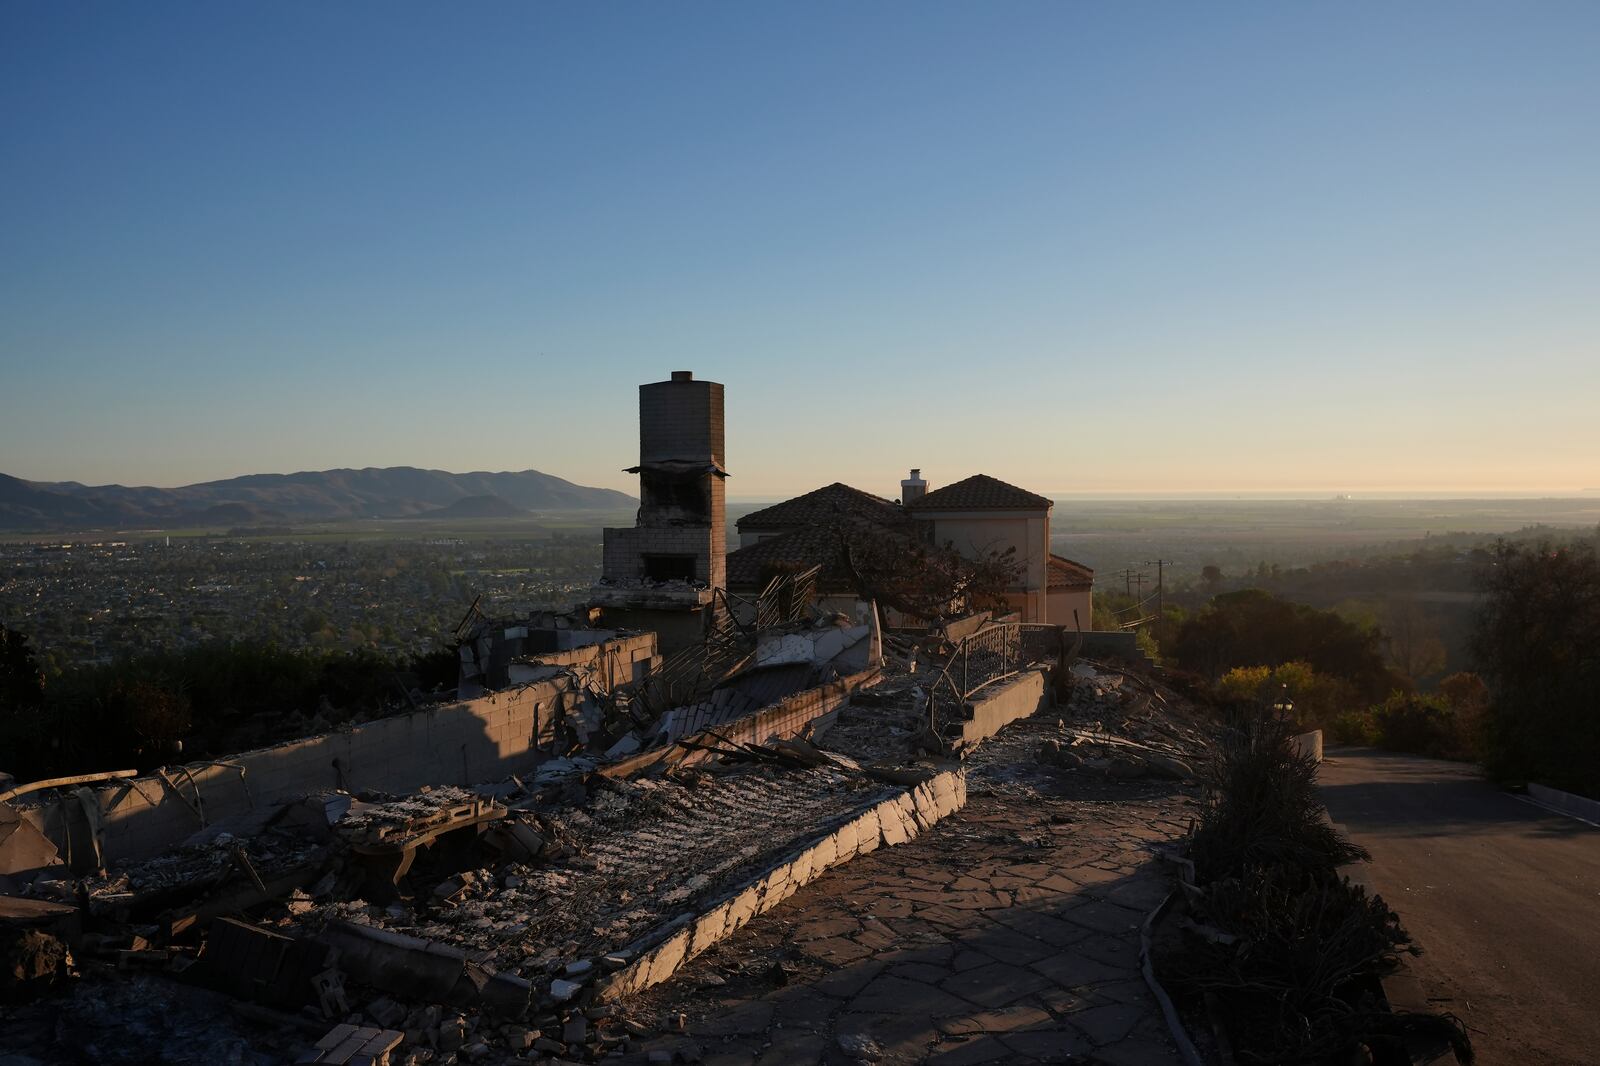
left=1271, top=683, right=1294, bottom=722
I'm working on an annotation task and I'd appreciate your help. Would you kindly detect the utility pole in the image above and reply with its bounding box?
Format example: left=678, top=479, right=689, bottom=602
left=1144, top=559, right=1174, bottom=619
left=1117, top=567, right=1138, bottom=598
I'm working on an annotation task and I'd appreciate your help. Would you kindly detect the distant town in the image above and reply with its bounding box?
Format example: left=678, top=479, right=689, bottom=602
left=0, top=533, right=602, bottom=671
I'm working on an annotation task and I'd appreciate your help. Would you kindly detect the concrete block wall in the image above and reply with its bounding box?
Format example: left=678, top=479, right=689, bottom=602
left=943, top=611, right=993, bottom=644
left=698, top=667, right=879, bottom=755
left=533, top=631, right=657, bottom=691
left=1077, top=631, right=1155, bottom=668
left=706, top=475, right=726, bottom=590
left=602, top=666, right=881, bottom=779
left=26, top=682, right=575, bottom=865
left=602, top=373, right=727, bottom=593
left=23, top=634, right=656, bottom=866
left=601, top=528, right=643, bottom=579
left=603, top=525, right=720, bottom=585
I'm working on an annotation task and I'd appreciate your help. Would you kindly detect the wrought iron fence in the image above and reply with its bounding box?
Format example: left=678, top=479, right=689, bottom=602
left=957, top=622, right=1021, bottom=696
left=926, top=622, right=1077, bottom=738
left=927, top=622, right=1021, bottom=736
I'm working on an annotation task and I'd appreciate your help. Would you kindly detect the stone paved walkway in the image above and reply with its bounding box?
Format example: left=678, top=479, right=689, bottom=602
left=622, top=721, right=1199, bottom=1065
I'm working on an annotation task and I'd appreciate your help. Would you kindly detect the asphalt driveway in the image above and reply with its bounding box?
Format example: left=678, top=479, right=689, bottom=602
left=1318, top=748, right=1600, bottom=1066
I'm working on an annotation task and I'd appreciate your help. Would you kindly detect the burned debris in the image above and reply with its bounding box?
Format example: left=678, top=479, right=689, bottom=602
left=0, top=372, right=1167, bottom=1064
left=2, top=760, right=870, bottom=1061
left=1031, top=663, right=1211, bottom=782
left=0, top=588, right=1130, bottom=1064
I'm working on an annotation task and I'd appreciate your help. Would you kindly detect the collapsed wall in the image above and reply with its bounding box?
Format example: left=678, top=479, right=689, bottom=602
left=19, top=633, right=658, bottom=867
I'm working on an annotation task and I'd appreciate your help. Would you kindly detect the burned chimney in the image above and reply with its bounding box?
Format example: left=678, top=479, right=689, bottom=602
left=901, top=468, right=928, bottom=505
left=599, top=371, right=727, bottom=592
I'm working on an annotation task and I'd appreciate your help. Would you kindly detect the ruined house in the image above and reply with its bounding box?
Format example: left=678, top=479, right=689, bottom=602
left=0, top=369, right=1132, bottom=1065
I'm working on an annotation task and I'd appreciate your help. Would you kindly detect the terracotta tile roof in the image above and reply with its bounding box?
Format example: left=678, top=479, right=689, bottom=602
left=908, top=474, right=1053, bottom=513
left=1048, top=553, right=1095, bottom=590
left=726, top=519, right=937, bottom=593
left=725, top=526, right=854, bottom=592
left=737, top=482, right=902, bottom=532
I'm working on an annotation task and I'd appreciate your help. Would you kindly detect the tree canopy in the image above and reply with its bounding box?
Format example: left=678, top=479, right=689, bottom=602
left=1169, top=589, right=1398, bottom=700
left=1472, top=540, right=1600, bottom=796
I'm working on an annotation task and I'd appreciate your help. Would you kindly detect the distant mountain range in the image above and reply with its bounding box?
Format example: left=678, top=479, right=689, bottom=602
left=0, top=467, right=635, bottom=530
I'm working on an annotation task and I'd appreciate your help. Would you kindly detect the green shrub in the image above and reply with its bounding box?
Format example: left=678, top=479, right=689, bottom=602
left=1329, top=708, right=1378, bottom=746
left=1329, top=688, right=1482, bottom=761
left=1214, top=660, right=1362, bottom=731
left=1369, top=692, right=1457, bottom=756
left=1163, top=868, right=1465, bottom=1065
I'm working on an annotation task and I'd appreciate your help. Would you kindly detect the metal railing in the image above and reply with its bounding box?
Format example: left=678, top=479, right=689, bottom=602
left=957, top=622, right=1022, bottom=698
left=927, top=622, right=1021, bottom=736
left=926, top=622, right=1077, bottom=738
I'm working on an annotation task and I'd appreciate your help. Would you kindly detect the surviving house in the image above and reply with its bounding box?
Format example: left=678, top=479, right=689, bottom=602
left=904, top=473, right=1055, bottom=624
left=1047, top=553, right=1095, bottom=632
left=727, top=470, right=1094, bottom=627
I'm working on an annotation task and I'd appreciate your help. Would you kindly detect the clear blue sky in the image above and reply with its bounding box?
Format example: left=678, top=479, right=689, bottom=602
left=3, top=2, right=1597, bottom=499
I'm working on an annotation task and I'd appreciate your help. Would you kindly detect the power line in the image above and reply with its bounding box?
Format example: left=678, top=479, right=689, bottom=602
left=1114, top=567, right=1138, bottom=598
left=1144, top=558, right=1174, bottom=618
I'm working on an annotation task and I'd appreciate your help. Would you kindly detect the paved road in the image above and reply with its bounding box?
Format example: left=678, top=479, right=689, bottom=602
left=1318, top=748, right=1600, bottom=1066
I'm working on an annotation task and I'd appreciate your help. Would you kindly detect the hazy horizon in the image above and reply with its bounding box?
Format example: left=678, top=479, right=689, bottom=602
left=9, top=461, right=1599, bottom=505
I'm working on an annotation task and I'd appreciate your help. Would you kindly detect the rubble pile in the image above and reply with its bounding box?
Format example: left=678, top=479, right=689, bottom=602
left=1, top=741, right=908, bottom=1064
left=335, top=786, right=483, bottom=839
left=961, top=659, right=1213, bottom=798
left=0, top=615, right=960, bottom=1064
left=288, top=766, right=897, bottom=1062
left=301, top=766, right=892, bottom=972
left=83, top=819, right=328, bottom=917
left=814, top=669, right=941, bottom=765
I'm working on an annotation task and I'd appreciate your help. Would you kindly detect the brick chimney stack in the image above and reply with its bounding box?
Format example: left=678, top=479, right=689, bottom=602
left=600, top=371, right=727, bottom=591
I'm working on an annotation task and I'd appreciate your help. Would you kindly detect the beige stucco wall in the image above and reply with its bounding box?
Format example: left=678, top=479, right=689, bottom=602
left=923, top=510, right=1050, bottom=623
left=1048, top=587, right=1093, bottom=630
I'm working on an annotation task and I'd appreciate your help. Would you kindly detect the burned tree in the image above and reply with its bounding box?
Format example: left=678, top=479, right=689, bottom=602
left=830, top=517, right=1021, bottom=624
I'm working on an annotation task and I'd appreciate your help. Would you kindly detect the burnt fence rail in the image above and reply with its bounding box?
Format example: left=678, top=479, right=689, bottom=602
left=926, top=622, right=1070, bottom=738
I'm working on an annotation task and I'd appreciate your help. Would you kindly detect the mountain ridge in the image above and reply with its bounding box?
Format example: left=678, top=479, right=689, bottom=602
left=0, top=466, right=634, bottom=530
